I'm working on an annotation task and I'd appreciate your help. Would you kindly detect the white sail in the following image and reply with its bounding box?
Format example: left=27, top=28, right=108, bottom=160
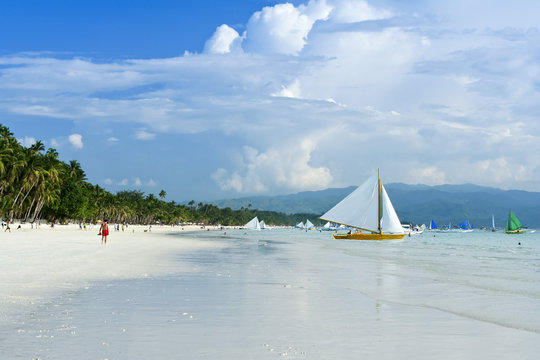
left=245, top=216, right=261, bottom=230
left=323, top=221, right=331, bottom=228
left=320, top=173, right=379, bottom=232
left=259, top=220, right=265, bottom=229
left=381, top=185, right=405, bottom=234
left=305, top=219, right=314, bottom=230
left=295, top=221, right=305, bottom=229
left=320, top=172, right=404, bottom=234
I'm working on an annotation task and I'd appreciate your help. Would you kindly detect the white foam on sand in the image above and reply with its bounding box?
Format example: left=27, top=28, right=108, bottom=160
left=0, top=223, right=220, bottom=312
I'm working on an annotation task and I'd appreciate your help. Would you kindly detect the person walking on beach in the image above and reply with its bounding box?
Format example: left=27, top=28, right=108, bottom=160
left=100, top=219, right=109, bottom=245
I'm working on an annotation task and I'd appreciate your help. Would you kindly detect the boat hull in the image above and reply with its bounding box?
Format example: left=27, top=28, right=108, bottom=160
left=505, top=229, right=527, bottom=234
left=332, top=233, right=406, bottom=240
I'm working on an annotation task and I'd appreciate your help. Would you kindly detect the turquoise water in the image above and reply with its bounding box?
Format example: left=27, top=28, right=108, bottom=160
left=2, top=229, right=540, bottom=359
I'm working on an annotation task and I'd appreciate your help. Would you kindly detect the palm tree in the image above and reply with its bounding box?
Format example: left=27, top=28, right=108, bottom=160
left=159, top=189, right=166, bottom=199
left=68, top=160, right=87, bottom=182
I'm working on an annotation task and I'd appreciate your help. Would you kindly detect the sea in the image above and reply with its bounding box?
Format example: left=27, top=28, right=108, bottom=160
left=2, top=229, right=540, bottom=359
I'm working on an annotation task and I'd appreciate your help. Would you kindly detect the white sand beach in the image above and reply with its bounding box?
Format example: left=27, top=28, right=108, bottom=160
left=1, top=227, right=539, bottom=359
left=0, top=223, right=220, bottom=313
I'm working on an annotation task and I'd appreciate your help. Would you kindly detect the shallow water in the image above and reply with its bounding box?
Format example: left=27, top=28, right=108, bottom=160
left=2, top=229, right=540, bottom=359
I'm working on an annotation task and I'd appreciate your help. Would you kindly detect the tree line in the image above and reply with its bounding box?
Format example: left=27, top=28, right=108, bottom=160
left=0, top=124, right=318, bottom=226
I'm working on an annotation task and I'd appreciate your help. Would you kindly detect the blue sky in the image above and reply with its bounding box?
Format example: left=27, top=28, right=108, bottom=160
left=2, top=0, right=540, bottom=202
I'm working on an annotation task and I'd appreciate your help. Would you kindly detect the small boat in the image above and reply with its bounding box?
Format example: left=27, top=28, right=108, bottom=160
left=403, top=223, right=424, bottom=235
left=304, top=219, right=315, bottom=231
left=429, top=220, right=438, bottom=230
left=505, top=210, right=527, bottom=234
left=458, top=219, right=474, bottom=233
left=245, top=216, right=261, bottom=230
left=319, top=169, right=405, bottom=240
left=491, top=214, right=496, bottom=232
left=319, top=221, right=337, bottom=231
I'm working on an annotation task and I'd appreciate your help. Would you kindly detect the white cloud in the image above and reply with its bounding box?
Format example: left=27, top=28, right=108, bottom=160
left=133, top=177, right=142, bottom=186
left=104, top=178, right=113, bottom=185
left=327, top=0, right=392, bottom=23
left=68, top=133, right=83, bottom=149
left=146, top=179, right=157, bottom=186
left=204, top=24, right=242, bottom=54
left=243, top=0, right=332, bottom=55
left=134, top=129, right=155, bottom=140
left=213, top=137, right=333, bottom=194
left=119, top=178, right=128, bottom=186
left=107, top=136, right=119, bottom=142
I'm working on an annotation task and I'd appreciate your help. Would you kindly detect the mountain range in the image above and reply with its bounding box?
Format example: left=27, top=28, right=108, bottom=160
left=210, top=183, right=540, bottom=228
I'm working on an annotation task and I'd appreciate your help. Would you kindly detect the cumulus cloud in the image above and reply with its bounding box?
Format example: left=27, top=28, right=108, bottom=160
left=68, top=133, right=83, bottom=149
left=107, top=136, right=119, bottom=142
left=243, top=0, right=332, bottom=55
left=212, top=137, right=333, bottom=194
left=204, top=24, right=242, bottom=54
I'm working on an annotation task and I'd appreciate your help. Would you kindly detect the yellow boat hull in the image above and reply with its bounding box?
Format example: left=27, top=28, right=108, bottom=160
left=505, top=229, right=527, bottom=234
left=332, top=233, right=406, bottom=240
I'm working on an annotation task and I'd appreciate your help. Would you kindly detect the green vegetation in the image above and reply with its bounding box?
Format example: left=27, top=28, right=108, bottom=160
left=0, top=124, right=317, bottom=225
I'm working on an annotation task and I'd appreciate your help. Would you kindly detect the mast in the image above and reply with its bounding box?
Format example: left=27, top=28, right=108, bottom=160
left=378, top=168, right=382, bottom=234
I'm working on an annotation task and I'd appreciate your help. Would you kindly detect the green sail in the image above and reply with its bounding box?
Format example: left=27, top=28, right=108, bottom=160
left=506, top=210, right=523, bottom=231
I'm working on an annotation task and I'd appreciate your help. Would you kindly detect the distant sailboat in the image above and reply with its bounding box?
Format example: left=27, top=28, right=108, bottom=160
left=491, top=214, right=496, bottom=232
left=505, top=210, right=526, bottom=234
left=458, top=219, right=473, bottom=233
left=245, top=216, right=261, bottom=230
left=320, top=221, right=337, bottom=231
left=305, top=219, right=314, bottom=231
left=259, top=220, right=266, bottom=229
left=295, top=221, right=305, bottom=229
left=429, top=220, right=437, bottom=230
left=319, top=169, right=406, bottom=240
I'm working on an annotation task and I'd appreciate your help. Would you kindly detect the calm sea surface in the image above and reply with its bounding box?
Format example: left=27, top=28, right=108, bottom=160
left=2, top=229, right=540, bottom=359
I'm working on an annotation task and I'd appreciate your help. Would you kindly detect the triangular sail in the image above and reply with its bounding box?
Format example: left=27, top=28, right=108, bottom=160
left=305, top=219, right=314, bottom=230
left=380, top=185, right=405, bottom=234
left=320, top=173, right=379, bottom=232
left=245, top=216, right=261, bottom=230
left=259, top=220, right=265, bottom=229
left=295, top=221, right=305, bottom=229
left=506, top=210, right=522, bottom=231
left=458, top=220, right=469, bottom=230
left=430, top=220, right=437, bottom=230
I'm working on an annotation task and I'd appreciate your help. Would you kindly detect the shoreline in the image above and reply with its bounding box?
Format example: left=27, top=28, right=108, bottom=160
left=0, top=223, right=224, bottom=314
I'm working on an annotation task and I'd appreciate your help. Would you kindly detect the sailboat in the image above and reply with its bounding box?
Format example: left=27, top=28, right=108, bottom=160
left=458, top=219, right=473, bottom=233
left=319, top=169, right=406, bottom=240
left=294, top=221, right=305, bottom=229
left=491, top=214, right=496, bottom=232
left=245, top=216, right=261, bottom=230
left=259, top=220, right=266, bottom=229
left=505, top=210, right=527, bottom=234
left=304, top=219, right=314, bottom=231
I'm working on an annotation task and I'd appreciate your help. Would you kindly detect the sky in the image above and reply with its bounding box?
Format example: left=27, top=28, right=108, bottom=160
left=2, top=0, right=540, bottom=202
